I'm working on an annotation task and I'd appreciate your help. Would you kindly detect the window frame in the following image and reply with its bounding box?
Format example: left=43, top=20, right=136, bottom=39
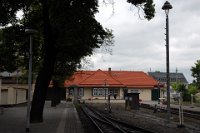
left=92, top=88, right=108, bottom=96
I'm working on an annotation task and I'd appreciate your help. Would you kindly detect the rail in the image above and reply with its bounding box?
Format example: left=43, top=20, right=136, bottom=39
left=140, top=103, right=200, bottom=119
left=81, top=105, right=154, bottom=133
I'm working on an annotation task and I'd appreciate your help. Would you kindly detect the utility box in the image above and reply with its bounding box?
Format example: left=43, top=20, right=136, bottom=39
left=125, top=93, right=140, bottom=110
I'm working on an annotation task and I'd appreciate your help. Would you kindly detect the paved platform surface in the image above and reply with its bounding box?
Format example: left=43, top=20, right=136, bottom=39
left=1, top=100, right=199, bottom=133
left=0, top=101, right=84, bottom=133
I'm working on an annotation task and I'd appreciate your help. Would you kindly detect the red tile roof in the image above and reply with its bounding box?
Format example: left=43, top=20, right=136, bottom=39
left=64, top=69, right=158, bottom=89
left=109, top=71, right=157, bottom=88
left=79, top=69, right=125, bottom=87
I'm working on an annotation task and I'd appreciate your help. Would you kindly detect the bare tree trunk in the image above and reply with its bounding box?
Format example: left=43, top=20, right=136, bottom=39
left=30, top=0, right=56, bottom=123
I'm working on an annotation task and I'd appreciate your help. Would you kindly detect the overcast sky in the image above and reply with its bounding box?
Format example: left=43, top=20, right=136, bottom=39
left=81, top=0, right=200, bottom=83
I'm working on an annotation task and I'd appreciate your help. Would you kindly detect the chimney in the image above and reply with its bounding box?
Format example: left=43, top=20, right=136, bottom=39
left=108, top=67, right=111, bottom=74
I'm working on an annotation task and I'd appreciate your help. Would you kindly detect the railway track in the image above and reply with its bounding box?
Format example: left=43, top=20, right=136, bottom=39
left=81, top=105, right=154, bottom=133
left=140, top=103, right=200, bottom=119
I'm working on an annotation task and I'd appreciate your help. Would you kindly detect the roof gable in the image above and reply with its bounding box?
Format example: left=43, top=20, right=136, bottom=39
left=64, top=71, right=94, bottom=87
left=79, top=69, right=124, bottom=87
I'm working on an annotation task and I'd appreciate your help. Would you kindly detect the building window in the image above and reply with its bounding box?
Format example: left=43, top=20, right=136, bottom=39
left=78, top=88, right=84, bottom=96
left=68, top=88, right=84, bottom=96
left=69, top=88, right=74, bottom=95
left=92, top=88, right=119, bottom=96
left=93, top=88, right=98, bottom=96
left=109, top=88, right=119, bottom=96
left=98, top=88, right=104, bottom=96
left=93, top=88, right=108, bottom=96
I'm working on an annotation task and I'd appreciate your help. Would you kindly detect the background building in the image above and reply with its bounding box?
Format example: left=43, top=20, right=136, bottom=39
left=148, top=72, right=188, bottom=85
left=148, top=71, right=188, bottom=100
left=0, top=71, right=27, bottom=105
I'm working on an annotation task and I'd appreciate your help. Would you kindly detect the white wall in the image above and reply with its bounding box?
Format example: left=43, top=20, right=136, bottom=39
left=0, top=84, right=27, bottom=105
left=65, top=87, right=153, bottom=102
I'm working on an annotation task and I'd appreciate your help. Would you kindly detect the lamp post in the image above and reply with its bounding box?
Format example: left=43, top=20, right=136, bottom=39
left=157, top=82, right=160, bottom=104
left=0, top=74, right=2, bottom=105
left=162, top=1, right=172, bottom=123
left=0, top=74, right=3, bottom=115
left=104, top=79, right=107, bottom=100
left=16, top=69, right=19, bottom=104
left=25, top=28, right=37, bottom=132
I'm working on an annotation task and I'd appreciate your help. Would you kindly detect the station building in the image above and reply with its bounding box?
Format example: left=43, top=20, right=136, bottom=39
left=64, top=68, right=158, bottom=103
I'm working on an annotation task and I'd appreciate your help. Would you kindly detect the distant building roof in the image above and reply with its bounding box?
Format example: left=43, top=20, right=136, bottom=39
left=0, top=71, right=22, bottom=77
left=148, top=72, right=188, bottom=84
left=0, top=71, right=22, bottom=84
left=65, top=69, right=158, bottom=88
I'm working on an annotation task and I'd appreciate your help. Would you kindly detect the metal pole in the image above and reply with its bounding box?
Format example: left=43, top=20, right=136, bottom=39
left=108, top=93, right=111, bottom=113
left=105, top=88, right=106, bottom=100
left=158, top=83, right=160, bottom=104
left=181, top=94, right=184, bottom=125
left=104, top=80, right=107, bottom=100
left=0, top=76, right=3, bottom=115
left=178, top=92, right=184, bottom=127
left=0, top=77, right=2, bottom=105
left=178, top=92, right=181, bottom=125
left=74, top=87, right=78, bottom=103
left=26, top=34, right=33, bottom=132
left=104, top=80, right=107, bottom=111
left=191, top=94, right=194, bottom=108
left=16, top=70, right=19, bottom=104
left=176, top=68, right=178, bottom=89
left=166, top=13, right=171, bottom=123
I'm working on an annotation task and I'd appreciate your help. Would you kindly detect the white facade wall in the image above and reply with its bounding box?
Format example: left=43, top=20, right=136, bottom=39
left=66, top=87, right=153, bottom=102
left=17, top=89, right=27, bottom=104
left=0, top=84, right=27, bottom=105
left=138, top=89, right=152, bottom=101
left=1, top=90, right=8, bottom=104
left=7, top=87, right=15, bottom=104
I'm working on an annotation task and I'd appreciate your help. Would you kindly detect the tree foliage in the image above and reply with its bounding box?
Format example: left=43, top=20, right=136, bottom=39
left=0, top=0, right=26, bottom=26
left=191, top=60, right=200, bottom=90
left=1, top=0, right=155, bottom=79
left=127, top=0, right=155, bottom=20
left=176, top=84, right=190, bottom=101
left=171, top=81, right=182, bottom=92
left=0, top=0, right=156, bottom=122
left=188, top=83, right=198, bottom=95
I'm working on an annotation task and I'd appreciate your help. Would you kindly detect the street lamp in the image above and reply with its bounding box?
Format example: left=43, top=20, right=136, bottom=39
left=157, top=82, right=160, bottom=104
left=0, top=74, right=2, bottom=106
left=0, top=73, right=3, bottom=115
left=25, top=28, right=37, bottom=132
left=16, top=69, right=20, bottom=104
left=104, top=79, right=107, bottom=100
left=162, top=1, right=172, bottom=123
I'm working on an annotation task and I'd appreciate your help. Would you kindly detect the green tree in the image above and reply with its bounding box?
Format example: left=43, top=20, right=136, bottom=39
left=0, top=0, right=155, bottom=122
left=176, top=84, right=190, bottom=101
left=191, top=60, right=200, bottom=90
left=188, top=83, right=198, bottom=95
left=171, top=81, right=181, bottom=92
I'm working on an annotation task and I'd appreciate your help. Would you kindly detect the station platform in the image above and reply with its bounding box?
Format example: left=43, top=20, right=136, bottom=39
left=0, top=101, right=84, bottom=133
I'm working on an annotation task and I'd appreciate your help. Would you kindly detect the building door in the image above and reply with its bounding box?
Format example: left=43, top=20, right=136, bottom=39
left=151, top=89, right=160, bottom=101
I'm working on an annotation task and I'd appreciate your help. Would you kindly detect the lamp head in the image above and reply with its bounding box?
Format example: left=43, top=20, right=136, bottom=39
left=162, top=1, right=172, bottom=15
left=25, top=29, right=37, bottom=34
